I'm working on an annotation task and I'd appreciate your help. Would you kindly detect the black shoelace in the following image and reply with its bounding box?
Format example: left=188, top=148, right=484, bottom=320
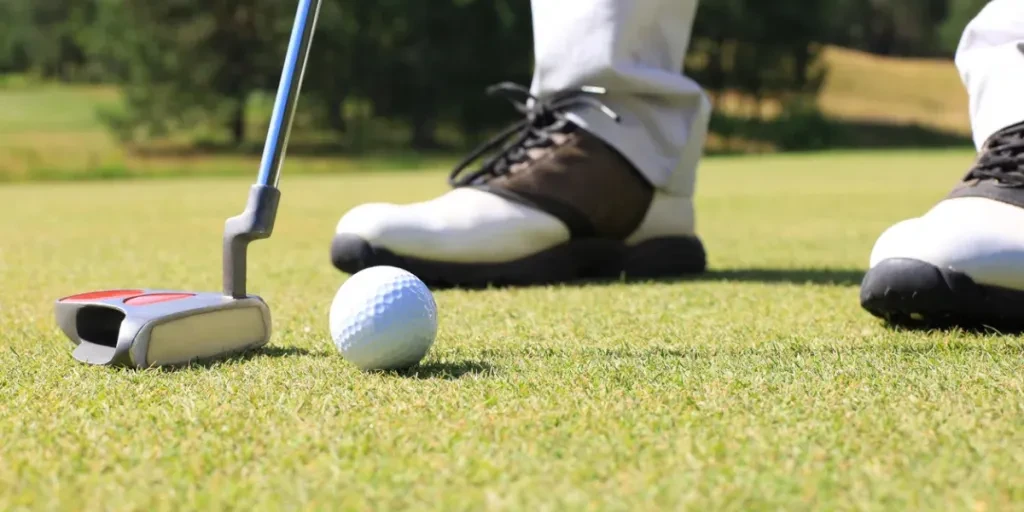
left=448, top=82, right=620, bottom=187
left=965, top=122, right=1024, bottom=187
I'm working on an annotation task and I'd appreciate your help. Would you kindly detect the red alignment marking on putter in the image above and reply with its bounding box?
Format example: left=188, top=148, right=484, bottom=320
left=61, top=289, right=145, bottom=302
left=123, top=293, right=196, bottom=306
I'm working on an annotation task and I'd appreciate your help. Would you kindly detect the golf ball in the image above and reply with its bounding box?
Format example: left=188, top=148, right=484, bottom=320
left=329, top=266, right=438, bottom=371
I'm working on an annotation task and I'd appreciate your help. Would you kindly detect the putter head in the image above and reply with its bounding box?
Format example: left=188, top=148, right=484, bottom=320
left=52, top=0, right=321, bottom=368
left=55, top=290, right=271, bottom=368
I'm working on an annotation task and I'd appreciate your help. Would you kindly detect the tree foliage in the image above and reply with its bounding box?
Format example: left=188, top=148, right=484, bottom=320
left=686, top=0, right=830, bottom=114
left=0, top=0, right=96, bottom=79
left=0, top=0, right=992, bottom=148
left=89, top=0, right=295, bottom=144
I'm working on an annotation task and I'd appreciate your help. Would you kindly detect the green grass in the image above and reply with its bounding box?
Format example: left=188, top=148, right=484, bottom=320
left=4, top=149, right=1024, bottom=510
left=0, top=81, right=452, bottom=182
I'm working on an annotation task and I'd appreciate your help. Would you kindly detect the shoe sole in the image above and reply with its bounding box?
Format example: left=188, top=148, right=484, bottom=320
left=331, top=234, right=707, bottom=288
left=860, top=257, right=1024, bottom=330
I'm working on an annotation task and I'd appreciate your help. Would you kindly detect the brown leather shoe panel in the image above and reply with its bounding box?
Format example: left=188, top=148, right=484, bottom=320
left=488, top=130, right=653, bottom=240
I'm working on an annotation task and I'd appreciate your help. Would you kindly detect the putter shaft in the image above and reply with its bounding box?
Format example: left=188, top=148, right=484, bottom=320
left=258, top=0, right=323, bottom=188
left=223, top=0, right=323, bottom=298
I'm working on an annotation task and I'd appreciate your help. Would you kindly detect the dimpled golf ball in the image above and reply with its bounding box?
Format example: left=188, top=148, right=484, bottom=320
left=329, top=266, right=438, bottom=371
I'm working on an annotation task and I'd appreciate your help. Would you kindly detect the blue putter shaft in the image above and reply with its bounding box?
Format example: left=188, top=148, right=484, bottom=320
left=221, top=0, right=324, bottom=299
left=258, top=0, right=323, bottom=188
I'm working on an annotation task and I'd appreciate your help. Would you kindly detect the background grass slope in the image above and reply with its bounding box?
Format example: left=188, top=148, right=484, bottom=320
left=0, top=47, right=973, bottom=182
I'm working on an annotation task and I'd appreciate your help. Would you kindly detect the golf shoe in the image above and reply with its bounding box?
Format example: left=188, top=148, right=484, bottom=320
left=331, top=84, right=706, bottom=288
left=861, top=121, right=1024, bottom=329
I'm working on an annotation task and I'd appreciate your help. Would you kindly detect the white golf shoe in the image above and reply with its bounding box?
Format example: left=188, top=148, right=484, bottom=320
left=331, top=85, right=705, bottom=288
left=861, top=121, right=1024, bottom=328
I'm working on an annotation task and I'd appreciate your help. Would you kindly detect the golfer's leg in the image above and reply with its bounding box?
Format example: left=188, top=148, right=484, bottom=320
left=956, top=0, right=1024, bottom=149
left=861, top=0, right=1024, bottom=328
left=530, top=0, right=711, bottom=197
left=332, top=0, right=710, bottom=286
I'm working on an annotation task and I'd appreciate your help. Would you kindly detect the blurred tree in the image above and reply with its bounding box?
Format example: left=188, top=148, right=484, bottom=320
left=327, top=0, right=533, bottom=148
left=302, top=0, right=357, bottom=134
left=938, top=0, right=990, bottom=54
left=686, top=0, right=829, bottom=116
left=94, top=0, right=293, bottom=145
left=0, top=0, right=96, bottom=80
left=0, top=1, right=30, bottom=73
left=10, top=0, right=985, bottom=150
left=83, top=0, right=532, bottom=149
left=824, top=0, right=984, bottom=57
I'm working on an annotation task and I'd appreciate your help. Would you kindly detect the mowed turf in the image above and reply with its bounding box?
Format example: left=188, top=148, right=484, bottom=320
left=2, top=149, right=1024, bottom=511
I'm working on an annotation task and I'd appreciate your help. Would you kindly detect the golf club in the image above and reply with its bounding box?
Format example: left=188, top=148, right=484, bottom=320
left=53, top=0, right=323, bottom=368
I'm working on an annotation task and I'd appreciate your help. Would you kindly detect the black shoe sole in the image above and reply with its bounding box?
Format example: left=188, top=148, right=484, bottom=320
left=860, top=257, right=1024, bottom=330
left=331, top=234, right=707, bottom=289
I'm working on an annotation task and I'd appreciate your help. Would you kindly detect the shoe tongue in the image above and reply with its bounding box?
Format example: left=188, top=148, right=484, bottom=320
left=964, top=123, right=1024, bottom=186
left=507, top=145, right=557, bottom=175
left=503, top=120, right=575, bottom=175
left=543, top=116, right=575, bottom=134
left=988, top=121, right=1024, bottom=149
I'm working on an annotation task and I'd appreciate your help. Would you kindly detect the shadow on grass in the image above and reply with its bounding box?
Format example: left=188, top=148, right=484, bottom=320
left=574, top=268, right=867, bottom=288
left=432, top=267, right=867, bottom=292
left=670, top=268, right=865, bottom=287
left=705, top=112, right=973, bottom=154
left=891, top=337, right=1024, bottom=353
left=149, top=346, right=318, bottom=372
left=878, top=321, right=1024, bottom=336
left=823, top=119, right=972, bottom=150
left=247, top=346, right=318, bottom=359
left=383, top=360, right=495, bottom=380
left=494, top=337, right=1024, bottom=364
left=206, top=345, right=319, bottom=363
left=774, top=336, right=1024, bottom=356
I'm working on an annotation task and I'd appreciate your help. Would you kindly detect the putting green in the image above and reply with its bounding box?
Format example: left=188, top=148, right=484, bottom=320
left=3, top=149, right=1022, bottom=510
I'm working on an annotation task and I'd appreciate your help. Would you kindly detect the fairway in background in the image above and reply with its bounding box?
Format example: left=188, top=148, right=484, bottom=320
left=0, top=47, right=974, bottom=182
left=820, top=47, right=970, bottom=136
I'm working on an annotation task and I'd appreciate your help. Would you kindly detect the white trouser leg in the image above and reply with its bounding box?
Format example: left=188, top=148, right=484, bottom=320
left=957, top=0, right=1024, bottom=149
left=529, top=0, right=710, bottom=197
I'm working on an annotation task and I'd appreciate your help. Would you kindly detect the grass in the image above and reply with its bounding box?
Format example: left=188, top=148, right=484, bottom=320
left=708, top=47, right=973, bottom=152
left=0, top=80, right=452, bottom=182
left=0, top=46, right=973, bottom=181
left=3, top=148, right=1024, bottom=510
left=707, top=46, right=971, bottom=135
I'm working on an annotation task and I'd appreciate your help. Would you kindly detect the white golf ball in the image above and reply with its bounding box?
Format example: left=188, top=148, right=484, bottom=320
left=329, top=266, right=438, bottom=371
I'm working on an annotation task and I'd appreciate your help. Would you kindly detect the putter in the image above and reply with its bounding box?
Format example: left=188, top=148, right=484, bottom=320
left=53, top=0, right=323, bottom=368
